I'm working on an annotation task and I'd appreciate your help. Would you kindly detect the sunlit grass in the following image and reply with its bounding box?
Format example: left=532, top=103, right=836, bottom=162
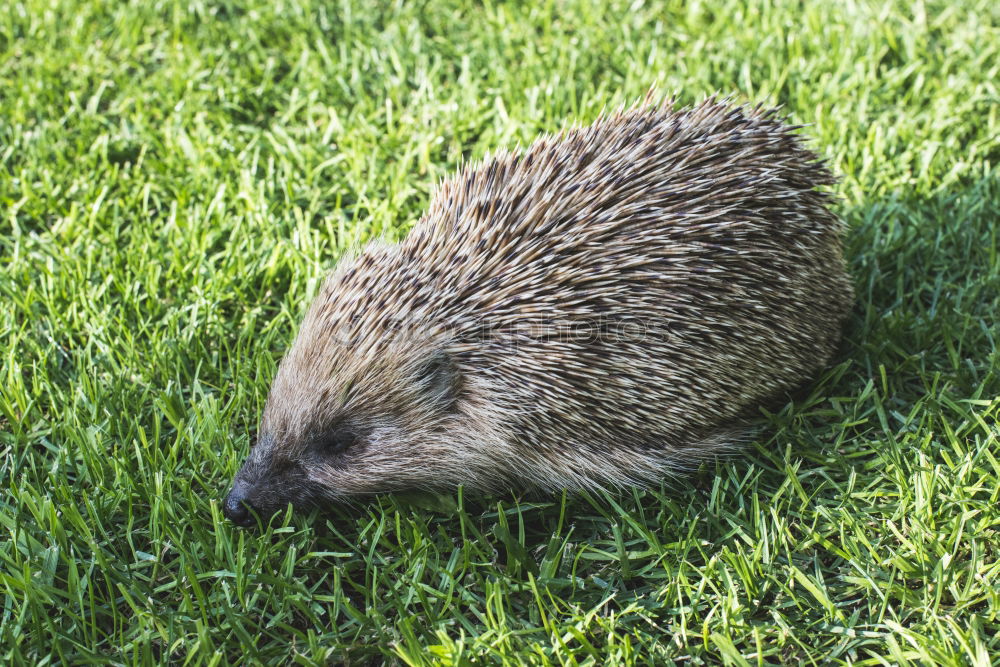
left=2, top=0, right=998, bottom=663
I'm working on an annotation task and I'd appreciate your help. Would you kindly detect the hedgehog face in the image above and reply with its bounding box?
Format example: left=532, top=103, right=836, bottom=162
left=223, top=339, right=474, bottom=526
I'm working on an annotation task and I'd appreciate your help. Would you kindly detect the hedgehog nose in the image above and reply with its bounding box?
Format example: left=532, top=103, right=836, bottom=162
left=223, top=485, right=256, bottom=527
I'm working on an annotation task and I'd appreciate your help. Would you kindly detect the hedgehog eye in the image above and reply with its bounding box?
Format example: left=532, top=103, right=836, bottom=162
left=317, top=427, right=358, bottom=455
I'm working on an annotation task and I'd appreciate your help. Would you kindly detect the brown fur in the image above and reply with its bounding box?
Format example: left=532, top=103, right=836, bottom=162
left=224, top=97, right=853, bottom=523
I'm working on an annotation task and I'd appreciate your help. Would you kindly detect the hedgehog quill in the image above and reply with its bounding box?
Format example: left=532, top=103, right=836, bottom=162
left=223, top=97, right=853, bottom=527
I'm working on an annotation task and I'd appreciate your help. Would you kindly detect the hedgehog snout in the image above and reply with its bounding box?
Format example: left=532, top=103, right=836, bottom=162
left=223, top=481, right=257, bottom=527
left=223, top=475, right=298, bottom=527
left=224, top=438, right=318, bottom=527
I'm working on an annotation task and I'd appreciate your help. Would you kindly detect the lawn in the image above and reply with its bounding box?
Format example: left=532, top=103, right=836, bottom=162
left=2, top=0, right=999, bottom=664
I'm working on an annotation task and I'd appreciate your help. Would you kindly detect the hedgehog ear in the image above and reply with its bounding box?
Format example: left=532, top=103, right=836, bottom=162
left=416, top=350, right=462, bottom=411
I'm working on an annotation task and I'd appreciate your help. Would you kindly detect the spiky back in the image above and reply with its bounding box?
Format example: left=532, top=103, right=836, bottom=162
left=306, top=98, right=853, bottom=489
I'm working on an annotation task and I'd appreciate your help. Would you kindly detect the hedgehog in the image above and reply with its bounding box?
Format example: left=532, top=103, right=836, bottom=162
left=223, top=97, right=853, bottom=527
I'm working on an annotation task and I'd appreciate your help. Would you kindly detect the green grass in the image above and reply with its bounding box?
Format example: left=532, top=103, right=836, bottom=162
left=2, top=0, right=999, bottom=663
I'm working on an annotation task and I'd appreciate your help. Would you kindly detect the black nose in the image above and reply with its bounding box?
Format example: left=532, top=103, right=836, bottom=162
left=223, top=486, right=256, bottom=527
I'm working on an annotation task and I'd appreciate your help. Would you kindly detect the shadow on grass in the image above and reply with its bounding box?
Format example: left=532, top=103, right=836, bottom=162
left=299, top=170, right=998, bottom=527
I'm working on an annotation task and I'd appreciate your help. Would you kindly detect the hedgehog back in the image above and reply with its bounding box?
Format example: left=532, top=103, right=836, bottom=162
left=314, top=100, right=853, bottom=489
